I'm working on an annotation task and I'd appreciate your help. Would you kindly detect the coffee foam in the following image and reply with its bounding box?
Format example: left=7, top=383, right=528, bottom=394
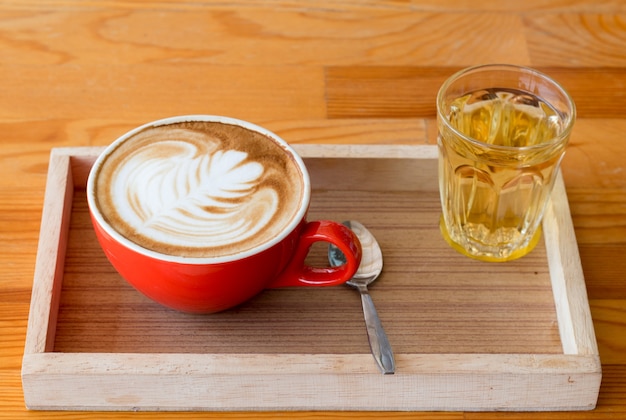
left=94, top=121, right=304, bottom=258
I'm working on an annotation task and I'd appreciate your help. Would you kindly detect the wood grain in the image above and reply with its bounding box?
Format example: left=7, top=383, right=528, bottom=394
left=53, top=156, right=562, bottom=356
left=326, top=67, right=626, bottom=119
left=524, top=13, right=626, bottom=67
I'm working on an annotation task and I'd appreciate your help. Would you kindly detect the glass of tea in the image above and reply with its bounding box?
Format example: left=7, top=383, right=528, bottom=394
left=436, top=64, right=576, bottom=262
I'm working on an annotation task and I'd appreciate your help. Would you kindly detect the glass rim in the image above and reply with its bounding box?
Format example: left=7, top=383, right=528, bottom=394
left=436, top=64, right=576, bottom=152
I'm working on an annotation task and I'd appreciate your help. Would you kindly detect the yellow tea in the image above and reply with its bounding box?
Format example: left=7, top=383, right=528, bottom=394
left=438, top=87, right=570, bottom=261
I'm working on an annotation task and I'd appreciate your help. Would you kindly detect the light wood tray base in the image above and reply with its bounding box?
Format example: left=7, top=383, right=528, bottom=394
left=21, top=145, right=601, bottom=411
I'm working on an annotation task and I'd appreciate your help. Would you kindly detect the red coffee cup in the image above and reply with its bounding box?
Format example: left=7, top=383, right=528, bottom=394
left=86, top=115, right=362, bottom=313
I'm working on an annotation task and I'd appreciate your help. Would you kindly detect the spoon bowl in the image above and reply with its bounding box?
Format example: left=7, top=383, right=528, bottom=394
left=330, top=221, right=383, bottom=289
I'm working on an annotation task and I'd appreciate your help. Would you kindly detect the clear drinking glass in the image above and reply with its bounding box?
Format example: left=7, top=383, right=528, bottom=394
left=437, top=64, right=576, bottom=262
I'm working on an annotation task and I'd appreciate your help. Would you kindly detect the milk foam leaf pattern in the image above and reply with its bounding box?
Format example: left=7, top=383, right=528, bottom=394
left=112, top=141, right=277, bottom=249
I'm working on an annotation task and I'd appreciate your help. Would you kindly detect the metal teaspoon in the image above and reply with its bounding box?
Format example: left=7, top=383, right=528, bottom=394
left=328, top=220, right=395, bottom=374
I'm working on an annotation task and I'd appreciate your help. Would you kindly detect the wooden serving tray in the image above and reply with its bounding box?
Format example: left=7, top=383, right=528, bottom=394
left=22, top=145, right=601, bottom=411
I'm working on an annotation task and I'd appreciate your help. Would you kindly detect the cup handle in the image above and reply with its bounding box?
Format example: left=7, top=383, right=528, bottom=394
left=267, top=220, right=362, bottom=288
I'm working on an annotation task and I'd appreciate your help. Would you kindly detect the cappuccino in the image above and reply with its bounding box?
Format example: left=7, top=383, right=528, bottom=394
left=92, top=120, right=305, bottom=258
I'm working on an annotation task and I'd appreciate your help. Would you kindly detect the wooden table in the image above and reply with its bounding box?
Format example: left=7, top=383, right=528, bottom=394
left=1, top=1, right=625, bottom=418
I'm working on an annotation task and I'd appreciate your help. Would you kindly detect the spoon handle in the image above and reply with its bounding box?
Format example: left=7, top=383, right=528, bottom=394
left=360, top=292, right=395, bottom=374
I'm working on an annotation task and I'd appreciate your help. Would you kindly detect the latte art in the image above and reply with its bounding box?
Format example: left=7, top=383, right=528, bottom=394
left=116, top=142, right=275, bottom=248
left=94, top=121, right=304, bottom=258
